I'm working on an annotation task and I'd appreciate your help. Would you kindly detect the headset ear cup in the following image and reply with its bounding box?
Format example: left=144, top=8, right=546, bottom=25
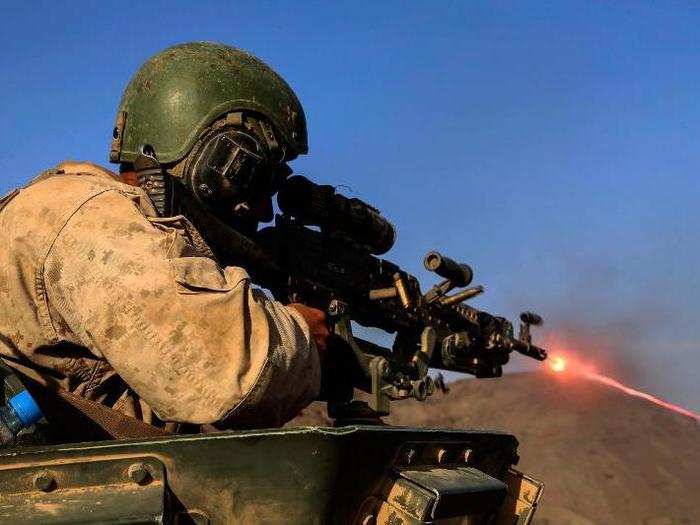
left=185, top=128, right=267, bottom=216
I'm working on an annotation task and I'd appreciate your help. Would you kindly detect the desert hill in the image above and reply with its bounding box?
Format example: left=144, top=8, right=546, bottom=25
left=289, top=372, right=700, bottom=525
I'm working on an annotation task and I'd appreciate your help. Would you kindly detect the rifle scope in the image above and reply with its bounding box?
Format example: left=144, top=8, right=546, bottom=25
left=278, top=176, right=396, bottom=255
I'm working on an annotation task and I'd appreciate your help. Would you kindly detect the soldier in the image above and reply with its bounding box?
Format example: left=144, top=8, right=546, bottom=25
left=0, top=42, right=330, bottom=440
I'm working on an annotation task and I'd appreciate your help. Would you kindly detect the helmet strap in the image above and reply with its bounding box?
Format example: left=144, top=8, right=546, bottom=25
left=133, top=148, right=174, bottom=217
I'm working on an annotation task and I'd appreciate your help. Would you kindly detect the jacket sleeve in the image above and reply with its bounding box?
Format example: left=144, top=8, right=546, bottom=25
left=43, top=189, right=321, bottom=427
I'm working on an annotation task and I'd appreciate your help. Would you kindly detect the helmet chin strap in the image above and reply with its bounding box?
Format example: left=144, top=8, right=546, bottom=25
left=132, top=149, right=174, bottom=217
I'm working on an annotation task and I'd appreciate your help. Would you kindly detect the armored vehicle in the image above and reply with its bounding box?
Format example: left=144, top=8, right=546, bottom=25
left=0, top=420, right=542, bottom=524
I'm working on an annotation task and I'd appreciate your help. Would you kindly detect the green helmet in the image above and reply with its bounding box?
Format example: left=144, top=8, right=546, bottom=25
left=109, top=42, right=308, bottom=165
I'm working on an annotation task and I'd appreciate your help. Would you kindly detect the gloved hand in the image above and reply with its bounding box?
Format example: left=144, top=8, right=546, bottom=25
left=287, top=304, right=331, bottom=357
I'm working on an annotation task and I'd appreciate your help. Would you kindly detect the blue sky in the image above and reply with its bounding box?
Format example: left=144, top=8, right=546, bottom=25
left=1, top=1, right=698, bottom=411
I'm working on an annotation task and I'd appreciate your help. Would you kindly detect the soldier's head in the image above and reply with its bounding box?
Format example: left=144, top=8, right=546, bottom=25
left=110, top=42, right=307, bottom=232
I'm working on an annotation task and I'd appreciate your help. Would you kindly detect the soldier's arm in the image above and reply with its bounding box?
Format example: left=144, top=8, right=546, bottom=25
left=43, top=189, right=321, bottom=427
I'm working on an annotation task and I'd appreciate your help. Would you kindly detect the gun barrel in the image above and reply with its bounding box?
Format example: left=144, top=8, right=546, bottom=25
left=424, top=252, right=473, bottom=287
left=514, top=341, right=548, bottom=361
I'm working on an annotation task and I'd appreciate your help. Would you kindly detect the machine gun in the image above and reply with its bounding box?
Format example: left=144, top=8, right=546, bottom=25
left=196, top=175, right=548, bottom=423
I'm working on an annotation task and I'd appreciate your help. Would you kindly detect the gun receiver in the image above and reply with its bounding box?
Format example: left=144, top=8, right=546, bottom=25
left=225, top=175, right=548, bottom=423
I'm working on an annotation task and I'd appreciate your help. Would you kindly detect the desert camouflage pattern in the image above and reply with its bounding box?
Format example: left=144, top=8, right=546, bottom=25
left=0, top=162, right=320, bottom=431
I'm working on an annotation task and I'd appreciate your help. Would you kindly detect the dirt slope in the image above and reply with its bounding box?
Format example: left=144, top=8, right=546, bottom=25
left=289, top=372, right=700, bottom=524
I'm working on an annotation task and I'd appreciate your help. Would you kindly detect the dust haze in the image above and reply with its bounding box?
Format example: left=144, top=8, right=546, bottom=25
left=508, top=254, right=699, bottom=412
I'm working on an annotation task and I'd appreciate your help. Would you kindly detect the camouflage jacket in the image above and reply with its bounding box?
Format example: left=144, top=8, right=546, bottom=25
left=0, top=162, right=320, bottom=432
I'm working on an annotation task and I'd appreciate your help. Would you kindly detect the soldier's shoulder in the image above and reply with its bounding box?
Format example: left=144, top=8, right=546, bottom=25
left=6, top=161, right=153, bottom=221
left=30, top=160, right=123, bottom=189
left=19, top=160, right=143, bottom=204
